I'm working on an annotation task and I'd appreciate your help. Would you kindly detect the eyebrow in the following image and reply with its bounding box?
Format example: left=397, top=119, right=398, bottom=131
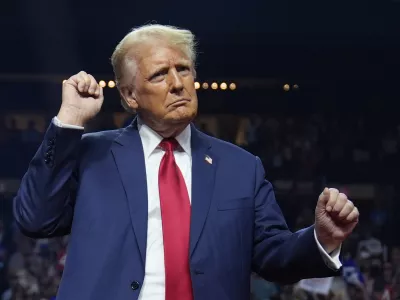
left=149, top=61, right=191, bottom=76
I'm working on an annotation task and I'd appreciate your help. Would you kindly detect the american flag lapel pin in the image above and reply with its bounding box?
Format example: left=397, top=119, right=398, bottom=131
left=205, top=155, right=212, bottom=165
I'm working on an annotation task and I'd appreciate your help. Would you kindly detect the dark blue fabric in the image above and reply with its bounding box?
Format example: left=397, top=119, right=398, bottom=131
left=13, top=120, right=339, bottom=300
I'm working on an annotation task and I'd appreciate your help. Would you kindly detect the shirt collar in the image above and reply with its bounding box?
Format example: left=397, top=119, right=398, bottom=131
left=137, top=117, right=191, bottom=158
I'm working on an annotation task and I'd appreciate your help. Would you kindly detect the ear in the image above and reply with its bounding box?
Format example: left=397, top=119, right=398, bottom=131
left=120, top=85, right=139, bottom=110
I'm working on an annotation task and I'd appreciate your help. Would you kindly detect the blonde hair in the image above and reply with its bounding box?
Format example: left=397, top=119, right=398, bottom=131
left=111, top=24, right=197, bottom=112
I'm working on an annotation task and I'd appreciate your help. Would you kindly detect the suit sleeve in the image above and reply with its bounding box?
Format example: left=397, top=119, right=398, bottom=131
left=251, top=156, right=341, bottom=284
left=13, top=121, right=84, bottom=238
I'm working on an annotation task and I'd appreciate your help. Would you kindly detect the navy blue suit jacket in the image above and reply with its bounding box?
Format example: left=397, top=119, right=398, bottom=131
left=13, top=120, right=339, bottom=300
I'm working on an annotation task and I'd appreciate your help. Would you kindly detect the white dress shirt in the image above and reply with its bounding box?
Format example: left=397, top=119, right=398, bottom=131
left=53, top=116, right=342, bottom=300
left=136, top=119, right=192, bottom=300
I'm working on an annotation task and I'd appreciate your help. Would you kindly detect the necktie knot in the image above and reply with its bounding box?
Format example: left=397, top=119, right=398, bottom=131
left=159, top=138, right=179, bottom=152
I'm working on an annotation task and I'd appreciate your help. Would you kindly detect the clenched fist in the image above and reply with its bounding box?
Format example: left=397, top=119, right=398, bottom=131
left=57, top=71, right=104, bottom=127
left=315, top=188, right=359, bottom=253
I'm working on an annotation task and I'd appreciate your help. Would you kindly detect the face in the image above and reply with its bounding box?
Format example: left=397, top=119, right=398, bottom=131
left=121, top=41, right=198, bottom=135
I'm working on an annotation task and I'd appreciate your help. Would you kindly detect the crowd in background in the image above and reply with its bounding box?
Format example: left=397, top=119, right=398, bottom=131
left=0, top=112, right=399, bottom=299
left=1, top=111, right=398, bottom=183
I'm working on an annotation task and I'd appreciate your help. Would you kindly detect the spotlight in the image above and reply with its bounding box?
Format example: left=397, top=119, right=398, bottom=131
left=211, top=82, right=218, bottom=90
left=229, top=83, right=236, bottom=90
left=202, top=82, right=209, bottom=89
left=194, top=82, right=200, bottom=89
left=99, top=80, right=106, bottom=88
left=108, top=81, right=116, bottom=88
left=220, top=82, right=227, bottom=90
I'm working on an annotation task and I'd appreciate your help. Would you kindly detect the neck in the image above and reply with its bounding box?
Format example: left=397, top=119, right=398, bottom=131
left=154, top=124, right=188, bottom=138
left=138, top=115, right=189, bottom=138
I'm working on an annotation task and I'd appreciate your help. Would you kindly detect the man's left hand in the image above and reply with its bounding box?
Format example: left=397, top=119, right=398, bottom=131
left=315, top=188, right=359, bottom=253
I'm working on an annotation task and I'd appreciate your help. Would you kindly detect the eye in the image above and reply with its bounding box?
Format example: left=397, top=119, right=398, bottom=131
left=150, top=69, right=168, bottom=82
left=177, top=66, right=191, bottom=75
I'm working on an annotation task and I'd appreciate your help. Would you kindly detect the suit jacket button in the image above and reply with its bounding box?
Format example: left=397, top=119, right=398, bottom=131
left=131, top=281, right=140, bottom=290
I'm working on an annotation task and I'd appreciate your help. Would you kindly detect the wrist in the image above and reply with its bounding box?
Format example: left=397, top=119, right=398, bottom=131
left=315, top=228, right=341, bottom=254
left=57, top=106, right=86, bottom=127
left=321, top=242, right=340, bottom=254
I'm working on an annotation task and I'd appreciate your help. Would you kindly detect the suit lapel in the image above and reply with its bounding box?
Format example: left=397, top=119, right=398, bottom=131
left=190, top=125, right=217, bottom=257
left=111, top=120, right=148, bottom=269
left=110, top=122, right=216, bottom=262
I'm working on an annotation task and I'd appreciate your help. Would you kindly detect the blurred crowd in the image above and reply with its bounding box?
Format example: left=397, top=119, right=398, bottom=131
left=0, top=112, right=400, bottom=299
left=250, top=205, right=400, bottom=300
left=1, top=111, right=399, bottom=182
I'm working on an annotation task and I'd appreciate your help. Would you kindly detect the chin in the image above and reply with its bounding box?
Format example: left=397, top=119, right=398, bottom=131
left=168, top=107, right=197, bottom=123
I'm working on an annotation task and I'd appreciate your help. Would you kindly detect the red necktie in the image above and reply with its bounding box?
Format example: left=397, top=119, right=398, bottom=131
left=158, top=138, right=193, bottom=300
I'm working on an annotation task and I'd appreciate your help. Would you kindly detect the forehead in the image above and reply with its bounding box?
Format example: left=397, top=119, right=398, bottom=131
left=130, top=41, right=191, bottom=71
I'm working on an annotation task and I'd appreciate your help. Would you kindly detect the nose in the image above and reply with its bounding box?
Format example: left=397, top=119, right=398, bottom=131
left=169, top=69, right=184, bottom=93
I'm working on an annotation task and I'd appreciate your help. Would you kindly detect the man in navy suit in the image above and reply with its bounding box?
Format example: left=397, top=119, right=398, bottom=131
left=13, top=24, right=359, bottom=300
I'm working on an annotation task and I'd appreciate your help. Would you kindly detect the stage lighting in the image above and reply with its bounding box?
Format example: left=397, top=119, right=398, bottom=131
left=283, top=84, right=290, bottom=91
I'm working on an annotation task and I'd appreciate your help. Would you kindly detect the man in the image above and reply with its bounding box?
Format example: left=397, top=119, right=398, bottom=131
left=13, top=24, right=359, bottom=300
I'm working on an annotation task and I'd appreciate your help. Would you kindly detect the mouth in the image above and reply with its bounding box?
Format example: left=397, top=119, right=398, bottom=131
left=169, top=98, right=190, bottom=107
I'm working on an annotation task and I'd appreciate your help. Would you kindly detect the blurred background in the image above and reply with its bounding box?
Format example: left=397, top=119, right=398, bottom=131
left=1, top=0, right=400, bottom=299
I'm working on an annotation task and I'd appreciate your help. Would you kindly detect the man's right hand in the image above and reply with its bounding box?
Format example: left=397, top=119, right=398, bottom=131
left=57, top=71, right=104, bottom=127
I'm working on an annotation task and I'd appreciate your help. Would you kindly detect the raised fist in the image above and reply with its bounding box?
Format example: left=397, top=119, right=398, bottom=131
left=57, top=71, right=104, bottom=127
left=315, top=188, right=359, bottom=253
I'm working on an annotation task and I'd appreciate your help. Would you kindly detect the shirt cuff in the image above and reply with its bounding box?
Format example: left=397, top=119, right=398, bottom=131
left=314, top=229, right=342, bottom=270
left=53, top=116, right=84, bottom=130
